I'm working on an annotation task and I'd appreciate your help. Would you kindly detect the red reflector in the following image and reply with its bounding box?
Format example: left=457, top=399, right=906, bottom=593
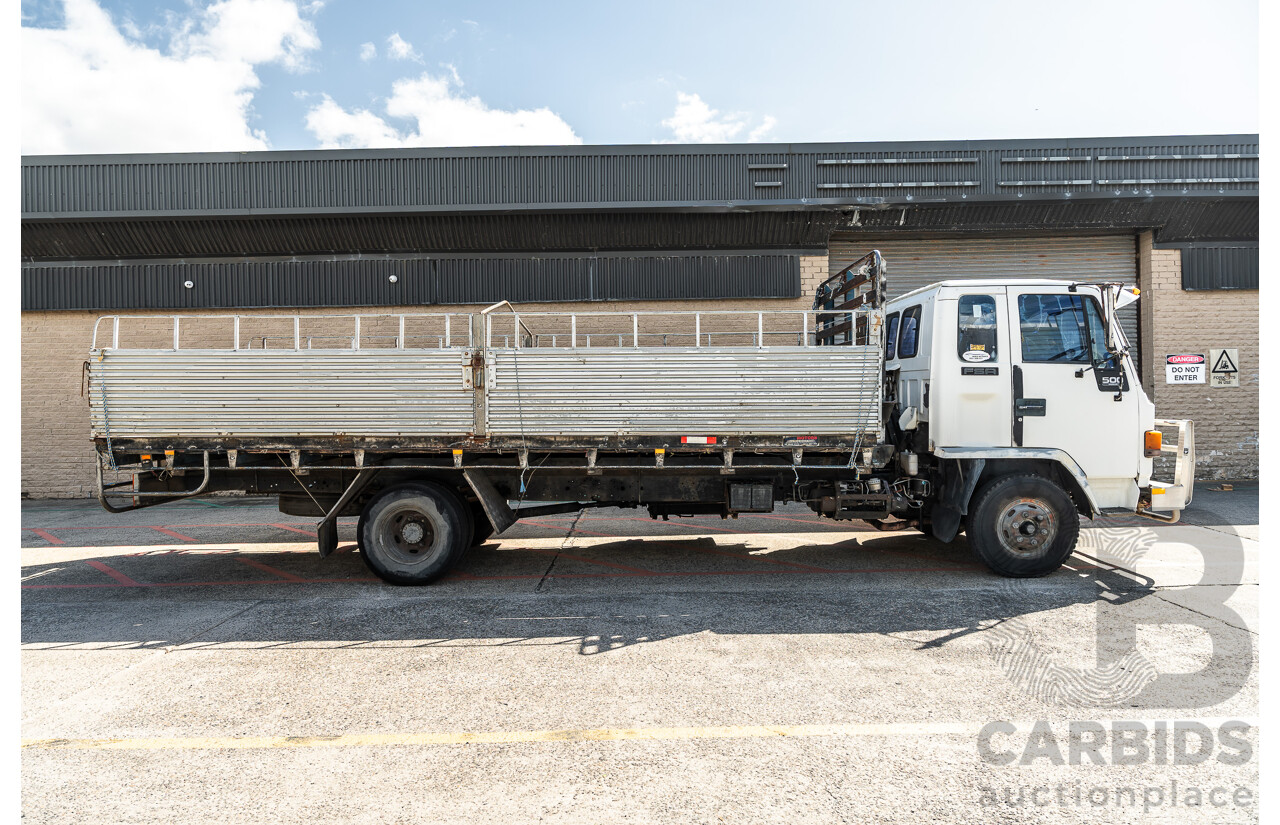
left=680, top=436, right=717, bottom=445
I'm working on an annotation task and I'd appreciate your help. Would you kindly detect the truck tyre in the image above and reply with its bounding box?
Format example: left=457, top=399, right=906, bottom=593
left=358, top=482, right=473, bottom=585
left=470, top=505, right=495, bottom=546
left=967, top=473, right=1079, bottom=577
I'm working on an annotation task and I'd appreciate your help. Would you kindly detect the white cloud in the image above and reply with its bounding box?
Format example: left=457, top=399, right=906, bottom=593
left=179, top=0, right=319, bottom=71
left=304, top=96, right=404, bottom=148
left=386, top=32, right=421, bottom=62
left=305, top=70, right=581, bottom=149
left=748, top=115, right=778, bottom=142
left=22, top=0, right=321, bottom=154
left=359, top=41, right=376, bottom=61
left=659, top=91, right=776, bottom=143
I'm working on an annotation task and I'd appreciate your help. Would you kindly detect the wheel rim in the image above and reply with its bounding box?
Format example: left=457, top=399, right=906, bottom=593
left=996, top=497, right=1058, bottom=557
left=374, top=503, right=443, bottom=567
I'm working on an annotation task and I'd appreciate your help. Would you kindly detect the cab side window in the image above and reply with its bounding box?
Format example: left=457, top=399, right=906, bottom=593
left=957, top=295, right=997, bottom=362
left=885, top=312, right=900, bottom=360
left=898, top=305, right=922, bottom=358
left=1018, top=294, right=1103, bottom=363
left=1083, top=298, right=1110, bottom=364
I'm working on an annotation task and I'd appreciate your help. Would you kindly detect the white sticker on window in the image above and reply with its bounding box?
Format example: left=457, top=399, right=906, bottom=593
left=962, top=350, right=992, bottom=362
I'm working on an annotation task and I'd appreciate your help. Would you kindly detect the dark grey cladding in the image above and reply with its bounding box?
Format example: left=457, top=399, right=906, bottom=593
left=21, top=211, right=842, bottom=261
left=22, top=135, right=1257, bottom=219
left=21, top=253, right=802, bottom=311
left=1175, top=243, right=1259, bottom=290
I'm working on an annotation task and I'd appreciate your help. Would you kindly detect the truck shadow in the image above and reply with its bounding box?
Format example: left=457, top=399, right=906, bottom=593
left=20, top=533, right=1157, bottom=655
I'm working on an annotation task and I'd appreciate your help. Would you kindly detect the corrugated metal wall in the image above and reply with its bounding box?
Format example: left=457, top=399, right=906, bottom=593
left=23, top=253, right=802, bottom=311
left=22, top=211, right=843, bottom=260
left=829, top=234, right=1140, bottom=356
left=1180, top=244, right=1259, bottom=290
left=23, top=137, right=1258, bottom=217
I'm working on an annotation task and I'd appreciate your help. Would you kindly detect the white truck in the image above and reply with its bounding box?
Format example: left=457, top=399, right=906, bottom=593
left=87, top=251, right=1194, bottom=584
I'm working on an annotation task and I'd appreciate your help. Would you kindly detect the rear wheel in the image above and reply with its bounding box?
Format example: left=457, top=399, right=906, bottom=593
left=357, top=482, right=472, bottom=585
left=968, top=473, right=1079, bottom=577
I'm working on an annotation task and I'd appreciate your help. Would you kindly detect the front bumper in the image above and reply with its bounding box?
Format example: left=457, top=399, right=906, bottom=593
left=1140, top=418, right=1195, bottom=519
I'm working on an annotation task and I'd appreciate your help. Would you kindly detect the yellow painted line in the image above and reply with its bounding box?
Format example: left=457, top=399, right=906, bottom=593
left=23, top=722, right=974, bottom=751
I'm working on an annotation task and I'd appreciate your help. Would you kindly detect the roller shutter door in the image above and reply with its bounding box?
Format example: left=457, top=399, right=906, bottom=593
left=828, top=234, right=1140, bottom=366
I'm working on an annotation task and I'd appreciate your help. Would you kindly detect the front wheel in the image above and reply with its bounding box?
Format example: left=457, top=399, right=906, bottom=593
left=967, top=473, right=1079, bottom=577
left=358, top=482, right=472, bottom=585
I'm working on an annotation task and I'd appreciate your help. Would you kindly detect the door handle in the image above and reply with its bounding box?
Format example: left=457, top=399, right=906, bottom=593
left=1014, top=398, right=1046, bottom=416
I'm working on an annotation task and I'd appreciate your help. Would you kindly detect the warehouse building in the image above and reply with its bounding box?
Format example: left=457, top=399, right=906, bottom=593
left=21, top=135, right=1258, bottom=497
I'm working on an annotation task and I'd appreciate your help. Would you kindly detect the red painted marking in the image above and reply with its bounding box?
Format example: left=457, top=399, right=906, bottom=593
left=24, top=575, right=379, bottom=590
left=518, top=519, right=627, bottom=539
left=29, top=529, right=64, bottom=545
left=272, top=523, right=318, bottom=536
left=152, top=527, right=196, bottom=542
left=84, top=560, right=143, bottom=587
left=235, top=557, right=307, bottom=582
left=517, top=546, right=653, bottom=574
left=17, top=522, right=343, bottom=532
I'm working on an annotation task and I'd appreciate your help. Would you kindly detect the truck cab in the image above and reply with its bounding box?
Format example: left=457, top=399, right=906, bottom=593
left=880, top=278, right=1194, bottom=572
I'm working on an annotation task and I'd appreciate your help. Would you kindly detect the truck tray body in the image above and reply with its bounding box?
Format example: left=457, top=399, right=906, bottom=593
left=88, top=310, right=884, bottom=446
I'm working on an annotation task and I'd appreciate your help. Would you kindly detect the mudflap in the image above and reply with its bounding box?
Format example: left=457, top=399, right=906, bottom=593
left=462, top=469, right=518, bottom=534
left=930, top=458, right=985, bottom=543
left=317, top=519, right=339, bottom=558
left=314, top=468, right=380, bottom=557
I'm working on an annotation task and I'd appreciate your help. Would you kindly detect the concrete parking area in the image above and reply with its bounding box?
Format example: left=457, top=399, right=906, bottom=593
left=21, top=488, right=1258, bottom=823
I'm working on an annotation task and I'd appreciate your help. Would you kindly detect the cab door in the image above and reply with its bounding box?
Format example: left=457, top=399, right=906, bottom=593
left=931, top=290, right=1011, bottom=447
left=1003, top=287, right=1140, bottom=500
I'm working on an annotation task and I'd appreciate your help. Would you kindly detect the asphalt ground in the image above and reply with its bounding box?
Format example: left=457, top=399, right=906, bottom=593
left=20, top=485, right=1259, bottom=823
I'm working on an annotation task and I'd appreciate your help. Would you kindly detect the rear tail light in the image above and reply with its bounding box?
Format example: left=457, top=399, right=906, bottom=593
left=1144, top=430, right=1162, bottom=457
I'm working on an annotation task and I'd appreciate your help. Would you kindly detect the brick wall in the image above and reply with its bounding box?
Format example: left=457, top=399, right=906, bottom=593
left=1137, top=232, right=1259, bottom=480
left=21, top=256, right=828, bottom=498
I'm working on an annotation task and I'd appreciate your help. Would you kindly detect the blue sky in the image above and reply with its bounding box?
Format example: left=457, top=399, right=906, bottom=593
left=21, top=0, right=1260, bottom=154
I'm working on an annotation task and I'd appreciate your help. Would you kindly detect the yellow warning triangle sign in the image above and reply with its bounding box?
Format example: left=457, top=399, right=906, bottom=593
left=1212, top=350, right=1238, bottom=373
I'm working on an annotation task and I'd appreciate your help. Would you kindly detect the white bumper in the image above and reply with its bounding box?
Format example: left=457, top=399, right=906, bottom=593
left=1143, top=418, right=1195, bottom=516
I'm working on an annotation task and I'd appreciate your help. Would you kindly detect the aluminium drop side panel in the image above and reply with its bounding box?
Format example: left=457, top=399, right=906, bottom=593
left=88, top=350, right=476, bottom=439
left=484, top=347, right=882, bottom=437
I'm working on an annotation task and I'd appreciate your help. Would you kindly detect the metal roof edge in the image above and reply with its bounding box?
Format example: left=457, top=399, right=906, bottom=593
left=20, top=134, right=1261, bottom=166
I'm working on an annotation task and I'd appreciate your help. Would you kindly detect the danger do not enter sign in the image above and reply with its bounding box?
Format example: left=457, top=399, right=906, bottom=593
left=1165, top=353, right=1206, bottom=384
